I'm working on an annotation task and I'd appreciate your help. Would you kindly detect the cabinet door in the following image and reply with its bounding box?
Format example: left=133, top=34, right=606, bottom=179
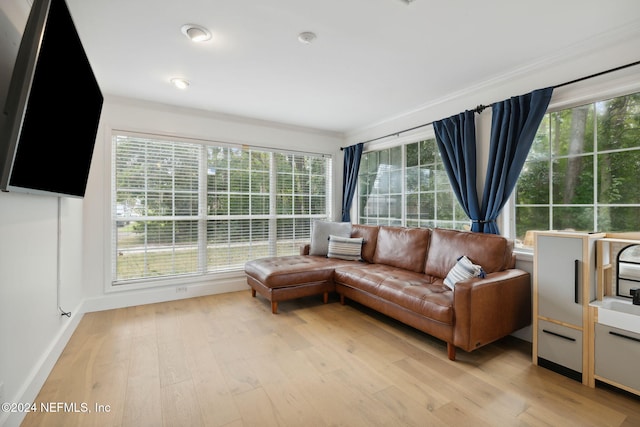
left=595, top=323, right=640, bottom=391
left=537, top=235, right=583, bottom=326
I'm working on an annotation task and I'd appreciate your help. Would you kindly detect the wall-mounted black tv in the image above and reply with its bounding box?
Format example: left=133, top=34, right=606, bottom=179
left=0, top=0, right=103, bottom=198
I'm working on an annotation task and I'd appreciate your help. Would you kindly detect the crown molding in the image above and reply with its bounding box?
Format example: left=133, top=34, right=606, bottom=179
left=347, top=19, right=640, bottom=142
left=104, top=95, right=344, bottom=140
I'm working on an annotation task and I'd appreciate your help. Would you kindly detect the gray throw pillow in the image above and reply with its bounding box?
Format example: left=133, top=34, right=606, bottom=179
left=309, top=220, right=352, bottom=256
left=443, top=255, right=486, bottom=290
left=327, top=235, right=363, bottom=261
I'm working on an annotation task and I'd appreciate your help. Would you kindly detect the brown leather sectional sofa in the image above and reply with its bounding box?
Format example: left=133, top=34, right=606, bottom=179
left=244, top=224, right=531, bottom=360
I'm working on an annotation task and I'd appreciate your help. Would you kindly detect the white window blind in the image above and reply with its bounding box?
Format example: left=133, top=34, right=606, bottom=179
left=112, top=133, right=332, bottom=284
left=275, top=153, right=328, bottom=254
left=206, top=147, right=272, bottom=270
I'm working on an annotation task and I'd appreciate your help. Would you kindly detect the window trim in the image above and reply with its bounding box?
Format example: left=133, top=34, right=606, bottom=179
left=106, top=129, right=333, bottom=292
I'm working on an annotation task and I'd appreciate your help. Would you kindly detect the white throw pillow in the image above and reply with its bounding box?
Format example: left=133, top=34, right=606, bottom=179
left=443, top=255, right=486, bottom=290
left=309, top=220, right=352, bottom=256
left=327, top=235, right=363, bottom=261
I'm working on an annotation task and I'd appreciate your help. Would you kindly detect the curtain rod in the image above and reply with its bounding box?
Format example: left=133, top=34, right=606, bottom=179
left=340, top=59, right=640, bottom=150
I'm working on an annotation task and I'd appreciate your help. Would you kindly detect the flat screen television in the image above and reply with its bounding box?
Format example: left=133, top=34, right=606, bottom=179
left=0, top=0, right=103, bottom=198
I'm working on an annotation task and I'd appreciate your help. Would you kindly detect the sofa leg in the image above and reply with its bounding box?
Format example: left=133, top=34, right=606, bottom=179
left=323, top=292, right=329, bottom=304
left=271, top=301, right=278, bottom=314
left=339, top=294, right=345, bottom=305
left=251, top=289, right=256, bottom=297
left=447, top=343, right=456, bottom=361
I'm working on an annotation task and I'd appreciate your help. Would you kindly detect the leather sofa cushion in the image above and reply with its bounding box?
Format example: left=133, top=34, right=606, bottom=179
left=245, top=255, right=353, bottom=288
left=378, top=276, right=453, bottom=325
left=334, top=263, right=397, bottom=294
left=351, top=224, right=379, bottom=263
left=372, top=226, right=430, bottom=273
left=334, top=264, right=452, bottom=325
left=424, top=228, right=509, bottom=278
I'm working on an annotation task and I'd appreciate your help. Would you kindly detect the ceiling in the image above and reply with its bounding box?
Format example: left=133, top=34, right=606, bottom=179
left=53, top=0, right=640, bottom=133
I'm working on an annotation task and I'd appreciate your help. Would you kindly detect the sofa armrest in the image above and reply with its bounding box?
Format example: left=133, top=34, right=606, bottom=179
left=452, top=269, right=531, bottom=352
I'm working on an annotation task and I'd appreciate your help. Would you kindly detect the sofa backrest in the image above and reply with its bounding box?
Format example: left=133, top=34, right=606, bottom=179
left=351, top=224, right=380, bottom=263
left=424, top=228, right=512, bottom=278
left=372, top=226, right=431, bottom=273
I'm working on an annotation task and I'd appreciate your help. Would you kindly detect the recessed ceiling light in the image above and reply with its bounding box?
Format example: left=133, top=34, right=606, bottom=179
left=298, top=31, right=317, bottom=44
left=170, top=78, right=190, bottom=89
left=181, top=24, right=212, bottom=42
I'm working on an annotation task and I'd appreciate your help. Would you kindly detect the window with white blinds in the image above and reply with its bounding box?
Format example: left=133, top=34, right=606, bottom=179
left=112, top=133, right=332, bottom=284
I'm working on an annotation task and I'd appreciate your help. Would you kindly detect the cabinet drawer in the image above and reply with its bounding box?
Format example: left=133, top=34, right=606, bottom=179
left=595, top=323, right=640, bottom=391
left=537, top=319, right=583, bottom=373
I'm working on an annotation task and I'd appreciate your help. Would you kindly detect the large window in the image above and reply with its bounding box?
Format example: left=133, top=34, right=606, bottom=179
left=515, top=92, right=640, bottom=247
left=357, top=139, right=467, bottom=229
left=112, top=133, right=332, bottom=284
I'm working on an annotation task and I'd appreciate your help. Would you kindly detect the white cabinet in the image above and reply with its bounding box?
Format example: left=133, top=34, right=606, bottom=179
left=533, top=231, right=603, bottom=385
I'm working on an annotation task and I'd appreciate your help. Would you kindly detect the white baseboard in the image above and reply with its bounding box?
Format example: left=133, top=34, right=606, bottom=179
left=83, top=277, right=249, bottom=313
left=1, top=302, right=84, bottom=427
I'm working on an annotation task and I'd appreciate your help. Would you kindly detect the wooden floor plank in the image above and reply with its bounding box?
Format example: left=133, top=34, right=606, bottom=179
left=160, top=380, right=204, bottom=427
left=373, top=385, right=448, bottom=427
left=191, top=367, right=241, bottom=427
left=122, top=335, right=162, bottom=427
left=232, top=387, right=280, bottom=427
left=122, top=375, right=163, bottom=427
left=21, top=291, right=640, bottom=427
left=432, top=401, right=494, bottom=427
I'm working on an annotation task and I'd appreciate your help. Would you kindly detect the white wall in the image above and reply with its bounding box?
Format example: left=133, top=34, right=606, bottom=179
left=0, top=194, right=87, bottom=427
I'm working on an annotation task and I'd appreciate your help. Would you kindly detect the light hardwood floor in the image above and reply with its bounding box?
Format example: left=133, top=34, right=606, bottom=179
left=22, top=290, right=640, bottom=427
